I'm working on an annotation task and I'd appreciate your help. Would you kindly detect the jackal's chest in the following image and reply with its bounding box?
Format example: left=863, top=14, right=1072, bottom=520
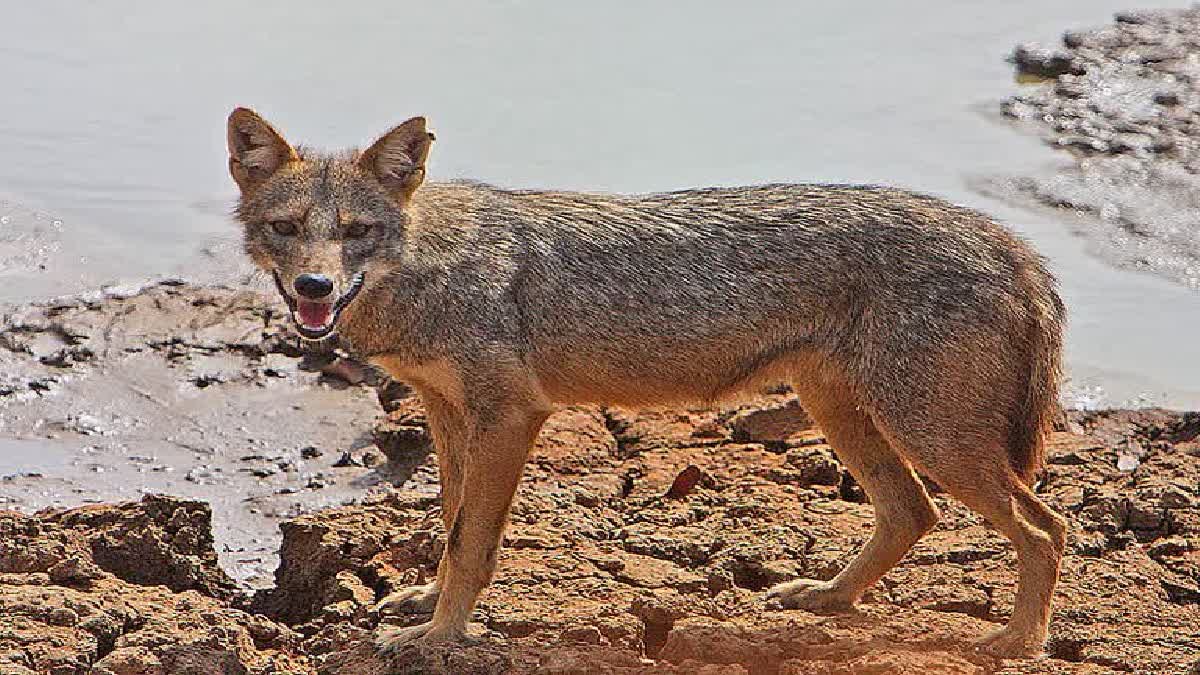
left=368, top=355, right=467, bottom=401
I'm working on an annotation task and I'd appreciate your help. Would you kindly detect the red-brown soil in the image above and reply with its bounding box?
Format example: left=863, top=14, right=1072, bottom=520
left=3, top=382, right=1198, bottom=673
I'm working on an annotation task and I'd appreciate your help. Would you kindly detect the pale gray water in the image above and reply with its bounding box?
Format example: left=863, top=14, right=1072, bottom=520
left=2, top=1, right=1198, bottom=408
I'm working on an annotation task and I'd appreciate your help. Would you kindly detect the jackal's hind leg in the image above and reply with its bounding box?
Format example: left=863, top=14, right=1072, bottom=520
left=934, top=469, right=1065, bottom=657
left=768, top=386, right=938, bottom=612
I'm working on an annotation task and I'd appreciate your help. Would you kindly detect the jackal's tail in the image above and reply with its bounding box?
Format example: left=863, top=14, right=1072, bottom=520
left=1009, top=273, right=1066, bottom=485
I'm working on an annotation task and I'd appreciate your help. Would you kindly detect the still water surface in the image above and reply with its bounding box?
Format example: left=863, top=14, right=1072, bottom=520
left=2, top=1, right=1198, bottom=407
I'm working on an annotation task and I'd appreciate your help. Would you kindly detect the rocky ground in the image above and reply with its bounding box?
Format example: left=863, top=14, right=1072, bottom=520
left=986, top=6, right=1200, bottom=291
left=2, top=283, right=1199, bottom=674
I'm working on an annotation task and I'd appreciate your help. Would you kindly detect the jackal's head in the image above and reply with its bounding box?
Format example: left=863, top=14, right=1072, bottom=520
left=226, top=107, right=433, bottom=340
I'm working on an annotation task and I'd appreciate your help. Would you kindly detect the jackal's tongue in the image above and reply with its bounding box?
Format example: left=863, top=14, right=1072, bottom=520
left=297, top=300, right=332, bottom=327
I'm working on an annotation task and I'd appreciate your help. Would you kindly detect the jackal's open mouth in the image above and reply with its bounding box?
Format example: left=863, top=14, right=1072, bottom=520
left=272, top=271, right=366, bottom=341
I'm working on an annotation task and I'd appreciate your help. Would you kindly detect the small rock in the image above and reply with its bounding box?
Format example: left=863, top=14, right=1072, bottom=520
left=572, top=488, right=600, bottom=508
left=300, top=445, right=323, bottom=460
left=1127, top=499, right=1165, bottom=532
left=691, top=421, right=727, bottom=439
left=1148, top=536, right=1192, bottom=559
left=562, top=625, right=604, bottom=645
left=706, top=570, right=734, bottom=593
left=376, top=379, right=412, bottom=412
left=1048, top=451, right=1090, bottom=465
left=191, top=373, right=226, bottom=388
left=1161, top=485, right=1194, bottom=510
left=185, top=466, right=217, bottom=484
left=1153, top=90, right=1181, bottom=106
left=839, top=474, right=867, bottom=503
left=1011, top=42, right=1079, bottom=78
left=47, top=607, right=79, bottom=627
left=333, top=451, right=364, bottom=468
left=48, top=556, right=104, bottom=585
left=320, top=357, right=370, bottom=385
left=1117, top=452, right=1141, bottom=472
left=729, top=400, right=813, bottom=445
left=71, top=413, right=106, bottom=435
left=786, top=447, right=842, bottom=486
left=665, top=465, right=705, bottom=499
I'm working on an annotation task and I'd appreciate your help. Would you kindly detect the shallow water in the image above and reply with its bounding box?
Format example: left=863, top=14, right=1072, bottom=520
left=1, top=0, right=1198, bottom=408
left=0, top=438, right=71, bottom=479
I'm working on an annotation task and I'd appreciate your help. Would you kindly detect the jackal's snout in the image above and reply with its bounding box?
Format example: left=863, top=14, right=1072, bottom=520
left=270, top=269, right=366, bottom=342
left=293, top=273, right=334, bottom=300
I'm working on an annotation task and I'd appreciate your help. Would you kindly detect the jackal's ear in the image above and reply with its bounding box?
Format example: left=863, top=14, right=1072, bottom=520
left=227, top=108, right=299, bottom=193
left=359, top=116, right=434, bottom=202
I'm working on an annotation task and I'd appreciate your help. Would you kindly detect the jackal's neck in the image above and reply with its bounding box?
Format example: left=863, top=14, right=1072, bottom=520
left=332, top=182, right=503, bottom=362
left=406, top=181, right=495, bottom=233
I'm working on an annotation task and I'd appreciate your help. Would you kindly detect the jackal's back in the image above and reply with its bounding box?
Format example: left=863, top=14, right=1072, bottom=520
left=448, top=181, right=1063, bottom=481
left=408, top=183, right=1062, bottom=435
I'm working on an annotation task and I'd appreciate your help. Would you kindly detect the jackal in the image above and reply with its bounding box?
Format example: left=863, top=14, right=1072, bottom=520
left=227, top=108, right=1068, bottom=657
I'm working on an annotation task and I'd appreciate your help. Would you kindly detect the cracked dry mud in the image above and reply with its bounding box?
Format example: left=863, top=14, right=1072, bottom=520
left=2, top=283, right=1199, bottom=674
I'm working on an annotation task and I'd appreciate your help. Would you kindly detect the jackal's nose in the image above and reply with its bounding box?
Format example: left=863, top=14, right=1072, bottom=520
left=293, top=273, right=334, bottom=299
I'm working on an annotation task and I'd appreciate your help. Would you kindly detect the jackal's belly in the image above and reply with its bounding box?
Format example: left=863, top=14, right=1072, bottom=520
left=531, top=336, right=819, bottom=409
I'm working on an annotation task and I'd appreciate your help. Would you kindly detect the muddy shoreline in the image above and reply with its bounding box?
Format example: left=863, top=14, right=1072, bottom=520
left=990, top=6, right=1200, bottom=291
left=0, top=280, right=398, bottom=588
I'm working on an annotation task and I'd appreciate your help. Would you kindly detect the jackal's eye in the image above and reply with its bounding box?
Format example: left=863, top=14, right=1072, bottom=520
left=344, top=221, right=374, bottom=239
left=269, top=220, right=298, bottom=236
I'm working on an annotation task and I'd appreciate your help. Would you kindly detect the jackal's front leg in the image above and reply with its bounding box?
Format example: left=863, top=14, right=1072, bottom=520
left=376, top=404, right=548, bottom=651
left=375, top=389, right=465, bottom=617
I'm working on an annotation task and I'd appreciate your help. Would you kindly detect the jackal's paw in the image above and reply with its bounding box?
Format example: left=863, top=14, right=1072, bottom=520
left=374, top=620, right=469, bottom=655
left=766, top=578, right=855, bottom=613
left=375, top=582, right=440, bottom=616
left=973, top=625, right=1045, bottom=659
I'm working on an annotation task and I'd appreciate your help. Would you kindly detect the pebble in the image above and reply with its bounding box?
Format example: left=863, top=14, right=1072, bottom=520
left=332, top=451, right=364, bottom=468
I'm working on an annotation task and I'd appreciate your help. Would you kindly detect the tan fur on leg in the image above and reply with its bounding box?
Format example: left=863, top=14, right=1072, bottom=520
left=375, top=387, right=466, bottom=616
left=770, top=370, right=939, bottom=611
left=376, top=399, right=549, bottom=651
